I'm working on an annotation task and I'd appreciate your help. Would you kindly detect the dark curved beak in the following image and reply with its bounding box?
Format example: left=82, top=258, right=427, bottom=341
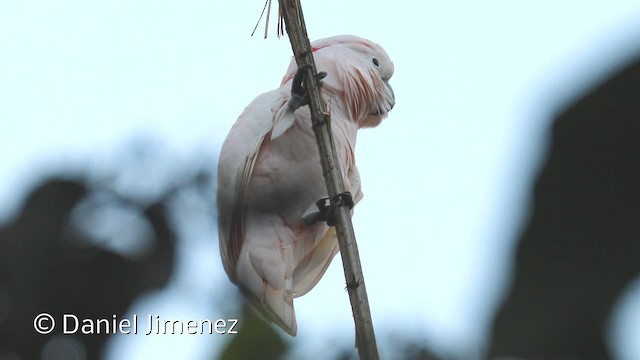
left=384, top=79, right=395, bottom=110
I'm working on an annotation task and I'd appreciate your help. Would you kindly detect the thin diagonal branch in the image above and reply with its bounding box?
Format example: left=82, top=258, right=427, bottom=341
left=276, top=1, right=379, bottom=359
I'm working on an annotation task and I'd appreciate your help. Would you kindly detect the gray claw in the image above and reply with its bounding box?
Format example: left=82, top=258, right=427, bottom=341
left=287, top=65, right=327, bottom=112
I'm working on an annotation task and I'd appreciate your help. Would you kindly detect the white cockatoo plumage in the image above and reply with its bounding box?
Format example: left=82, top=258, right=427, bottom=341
left=217, top=35, right=394, bottom=335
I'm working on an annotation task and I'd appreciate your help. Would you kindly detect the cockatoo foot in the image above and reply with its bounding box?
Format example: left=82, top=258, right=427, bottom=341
left=288, top=64, right=327, bottom=112
left=302, top=192, right=354, bottom=226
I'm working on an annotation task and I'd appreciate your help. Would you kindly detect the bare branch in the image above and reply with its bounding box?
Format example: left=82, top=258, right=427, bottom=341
left=277, top=1, right=379, bottom=359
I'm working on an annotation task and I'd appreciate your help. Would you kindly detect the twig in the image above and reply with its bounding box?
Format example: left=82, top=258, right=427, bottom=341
left=276, top=1, right=379, bottom=359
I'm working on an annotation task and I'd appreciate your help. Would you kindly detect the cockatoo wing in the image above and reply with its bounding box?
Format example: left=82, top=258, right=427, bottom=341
left=218, top=88, right=303, bottom=335
left=218, top=89, right=288, bottom=277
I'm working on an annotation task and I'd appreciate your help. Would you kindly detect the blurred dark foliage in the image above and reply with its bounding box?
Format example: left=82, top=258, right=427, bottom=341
left=0, top=140, right=443, bottom=360
left=488, top=55, right=640, bottom=358
left=0, top=178, right=177, bottom=360
left=217, top=303, right=446, bottom=360
left=217, top=304, right=288, bottom=360
left=0, top=140, right=217, bottom=360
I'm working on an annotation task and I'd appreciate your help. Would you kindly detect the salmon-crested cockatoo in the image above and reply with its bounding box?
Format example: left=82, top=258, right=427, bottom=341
left=217, top=35, right=394, bottom=336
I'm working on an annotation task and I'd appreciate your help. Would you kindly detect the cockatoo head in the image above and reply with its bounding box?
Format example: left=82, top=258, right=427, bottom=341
left=282, top=35, right=395, bottom=128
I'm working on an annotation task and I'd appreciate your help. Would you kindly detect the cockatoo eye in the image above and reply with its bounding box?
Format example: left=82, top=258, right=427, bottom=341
left=372, top=58, right=379, bottom=67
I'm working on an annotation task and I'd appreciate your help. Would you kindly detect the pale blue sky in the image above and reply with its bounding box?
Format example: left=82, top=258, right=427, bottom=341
left=2, top=1, right=640, bottom=359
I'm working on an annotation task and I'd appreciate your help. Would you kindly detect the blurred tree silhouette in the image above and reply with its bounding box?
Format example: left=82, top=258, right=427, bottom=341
left=0, top=139, right=217, bottom=360
left=0, top=176, right=177, bottom=359
left=489, top=53, right=640, bottom=358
